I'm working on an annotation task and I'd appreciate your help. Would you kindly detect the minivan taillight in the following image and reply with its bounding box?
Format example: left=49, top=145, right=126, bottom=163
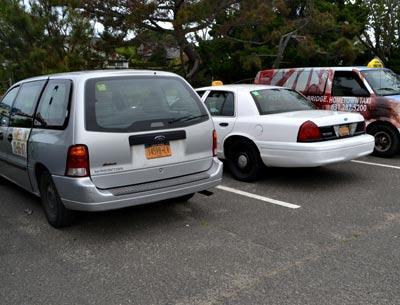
left=65, top=145, right=90, bottom=177
left=212, top=129, right=218, bottom=157
left=297, top=121, right=321, bottom=142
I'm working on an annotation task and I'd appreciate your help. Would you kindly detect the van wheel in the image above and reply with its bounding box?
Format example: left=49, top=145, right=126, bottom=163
left=39, top=172, right=74, bottom=228
left=226, top=140, right=263, bottom=182
left=370, top=125, right=400, bottom=158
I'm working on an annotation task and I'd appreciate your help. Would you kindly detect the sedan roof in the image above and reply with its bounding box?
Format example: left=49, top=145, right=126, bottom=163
left=196, top=84, right=283, bottom=92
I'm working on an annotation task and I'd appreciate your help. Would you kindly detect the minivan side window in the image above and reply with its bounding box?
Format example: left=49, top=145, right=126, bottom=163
left=332, top=72, right=368, bottom=97
left=10, top=81, right=46, bottom=128
left=35, top=80, right=71, bottom=129
left=0, top=86, right=19, bottom=127
left=204, top=91, right=235, bottom=116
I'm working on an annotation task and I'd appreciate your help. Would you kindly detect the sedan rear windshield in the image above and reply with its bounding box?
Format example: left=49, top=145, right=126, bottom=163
left=250, top=88, right=315, bottom=115
left=85, top=76, right=208, bottom=132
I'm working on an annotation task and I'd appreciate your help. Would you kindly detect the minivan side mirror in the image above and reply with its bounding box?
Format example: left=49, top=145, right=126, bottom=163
left=351, top=88, right=370, bottom=97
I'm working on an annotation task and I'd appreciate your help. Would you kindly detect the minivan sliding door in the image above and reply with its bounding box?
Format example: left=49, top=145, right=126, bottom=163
left=5, top=80, right=46, bottom=190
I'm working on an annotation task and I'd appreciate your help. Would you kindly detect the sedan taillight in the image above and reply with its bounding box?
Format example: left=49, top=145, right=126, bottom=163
left=65, top=145, right=90, bottom=177
left=297, top=121, right=321, bottom=142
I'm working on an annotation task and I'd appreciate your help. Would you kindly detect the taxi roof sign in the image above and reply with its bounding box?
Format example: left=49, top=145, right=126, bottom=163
left=212, top=80, right=223, bottom=86
left=367, top=57, right=384, bottom=68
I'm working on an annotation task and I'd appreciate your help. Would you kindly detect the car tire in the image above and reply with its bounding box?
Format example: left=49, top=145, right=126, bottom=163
left=370, top=125, right=400, bottom=158
left=39, top=172, right=74, bottom=228
left=226, top=140, right=263, bottom=182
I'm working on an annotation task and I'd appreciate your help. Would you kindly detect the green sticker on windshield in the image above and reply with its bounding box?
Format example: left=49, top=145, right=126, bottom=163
left=96, top=83, right=107, bottom=92
left=252, top=91, right=260, bottom=96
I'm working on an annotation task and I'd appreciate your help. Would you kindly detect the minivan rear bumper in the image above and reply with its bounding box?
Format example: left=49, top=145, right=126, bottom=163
left=52, top=158, right=223, bottom=211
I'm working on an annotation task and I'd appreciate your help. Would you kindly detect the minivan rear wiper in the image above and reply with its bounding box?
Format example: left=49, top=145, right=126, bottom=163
left=168, top=114, right=208, bottom=124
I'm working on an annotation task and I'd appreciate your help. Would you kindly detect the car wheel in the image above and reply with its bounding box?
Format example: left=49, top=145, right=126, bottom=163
left=39, top=172, right=74, bottom=228
left=370, top=125, right=400, bottom=158
left=226, top=140, right=263, bottom=182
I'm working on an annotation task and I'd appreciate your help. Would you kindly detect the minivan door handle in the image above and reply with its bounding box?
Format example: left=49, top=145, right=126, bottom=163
left=219, top=122, right=229, bottom=127
left=7, top=133, right=12, bottom=142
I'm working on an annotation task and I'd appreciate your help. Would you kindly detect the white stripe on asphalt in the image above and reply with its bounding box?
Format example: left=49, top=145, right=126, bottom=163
left=216, top=185, right=301, bottom=209
left=351, top=160, right=400, bottom=170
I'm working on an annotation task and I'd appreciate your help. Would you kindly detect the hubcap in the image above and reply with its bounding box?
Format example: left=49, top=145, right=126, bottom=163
left=237, top=154, right=249, bottom=169
left=375, top=131, right=391, bottom=152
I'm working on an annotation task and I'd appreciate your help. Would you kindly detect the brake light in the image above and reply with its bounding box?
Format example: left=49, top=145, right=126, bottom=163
left=297, top=121, right=321, bottom=142
left=65, top=145, right=90, bottom=177
left=212, top=129, right=218, bottom=156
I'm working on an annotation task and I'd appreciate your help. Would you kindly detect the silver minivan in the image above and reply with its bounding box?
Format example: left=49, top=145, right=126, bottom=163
left=0, top=70, right=223, bottom=227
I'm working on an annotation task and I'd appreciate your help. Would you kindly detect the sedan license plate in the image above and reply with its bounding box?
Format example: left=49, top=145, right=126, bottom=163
left=339, top=125, right=350, bottom=137
left=145, top=143, right=172, bottom=159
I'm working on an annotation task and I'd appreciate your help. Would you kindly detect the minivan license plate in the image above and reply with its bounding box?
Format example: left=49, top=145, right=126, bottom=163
left=145, top=143, right=172, bottom=159
left=339, top=125, right=350, bottom=137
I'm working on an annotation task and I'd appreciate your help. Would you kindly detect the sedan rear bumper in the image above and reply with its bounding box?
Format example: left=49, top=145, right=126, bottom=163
left=52, top=158, right=223, bottom=211
left=257, top=134, right=375, bottom=167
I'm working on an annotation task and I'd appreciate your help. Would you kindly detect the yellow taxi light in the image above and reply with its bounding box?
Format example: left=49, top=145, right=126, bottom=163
left=212, top=80, right=223, bottom=86
left=367, top=57, right=384, bottom=68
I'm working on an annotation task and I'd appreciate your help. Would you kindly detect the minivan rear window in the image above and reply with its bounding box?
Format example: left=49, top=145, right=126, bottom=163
left=85, top=76, right=208, bottom=132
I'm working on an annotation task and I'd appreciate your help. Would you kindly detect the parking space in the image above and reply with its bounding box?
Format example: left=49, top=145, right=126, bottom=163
left=1, top=154, right=400, bottom=305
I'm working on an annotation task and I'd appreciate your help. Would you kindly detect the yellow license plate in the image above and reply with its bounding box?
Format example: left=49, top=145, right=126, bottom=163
left=339, top=125, right=350, bottom=137
left=145, top=143, right=172, bottom=159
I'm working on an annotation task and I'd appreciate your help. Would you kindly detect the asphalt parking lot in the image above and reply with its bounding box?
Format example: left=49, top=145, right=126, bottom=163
left=1, top=155, right=400, bottom=305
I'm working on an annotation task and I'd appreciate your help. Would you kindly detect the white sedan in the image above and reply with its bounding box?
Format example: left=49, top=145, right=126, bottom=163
left=196, top=84, right=375, bottom=181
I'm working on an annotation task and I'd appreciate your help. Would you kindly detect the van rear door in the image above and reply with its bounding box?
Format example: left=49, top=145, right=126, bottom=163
left=83, top=75, right=214, bottom=189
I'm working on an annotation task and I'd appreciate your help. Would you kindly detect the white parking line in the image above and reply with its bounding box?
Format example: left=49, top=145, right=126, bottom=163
left=351, top=160, right=400, bottom=170
left=216, top=185, right=301, bottom=209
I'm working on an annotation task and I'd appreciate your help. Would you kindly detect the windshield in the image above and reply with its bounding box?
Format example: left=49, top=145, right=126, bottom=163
left=250, top=88, right=315, bottom=115
left=361, top=69, right=400, bottom=96
left=85, top=76, right=208, bottom=132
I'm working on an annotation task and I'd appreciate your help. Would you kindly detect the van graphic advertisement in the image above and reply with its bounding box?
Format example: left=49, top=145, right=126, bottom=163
left=255, top=67, right=400, bottom=157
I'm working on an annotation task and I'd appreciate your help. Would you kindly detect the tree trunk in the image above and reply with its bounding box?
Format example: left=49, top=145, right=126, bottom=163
left=175, top=30, right=201, bottom=81
left=273, top=30, right=296, bottom=69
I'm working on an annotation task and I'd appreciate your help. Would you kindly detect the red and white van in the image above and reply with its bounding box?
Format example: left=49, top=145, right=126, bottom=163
left=255, top=67, right=400, bottom=157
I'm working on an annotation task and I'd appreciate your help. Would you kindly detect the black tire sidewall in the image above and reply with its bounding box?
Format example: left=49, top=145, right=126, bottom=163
left=226, top=141, right=263, bottom=182
left=370, top=125, right=400, bottom=158
left=39, top=172, right=72, bottom=227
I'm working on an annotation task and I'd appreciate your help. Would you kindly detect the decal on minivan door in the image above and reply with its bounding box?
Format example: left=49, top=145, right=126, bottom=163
left=11, top=128, right=30, bottom=158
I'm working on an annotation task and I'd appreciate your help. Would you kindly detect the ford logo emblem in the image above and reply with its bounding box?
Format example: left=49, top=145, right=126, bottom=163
left=154, top=135, right=166, bottom=143
left=344, top=118, right=348, bottom=121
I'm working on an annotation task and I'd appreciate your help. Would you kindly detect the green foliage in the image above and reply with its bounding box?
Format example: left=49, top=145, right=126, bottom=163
left=196, top=0, right=371, bottom=85
left=0, top=0, right=399, bottom=91
left=0, top=0, right=103, bottom=93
